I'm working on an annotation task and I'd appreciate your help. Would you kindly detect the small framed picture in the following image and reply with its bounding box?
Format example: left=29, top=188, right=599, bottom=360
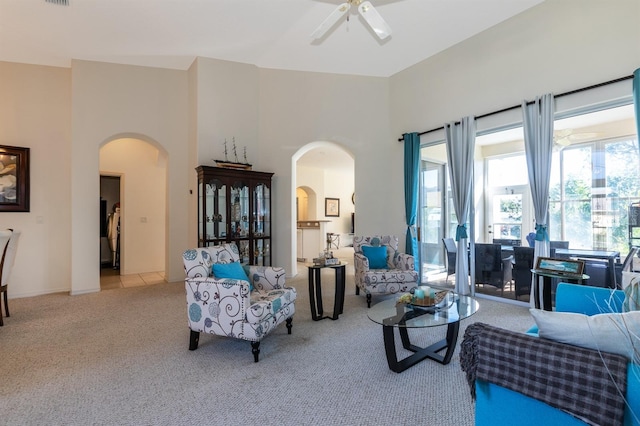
left=325, top=197, right=340, bottom=217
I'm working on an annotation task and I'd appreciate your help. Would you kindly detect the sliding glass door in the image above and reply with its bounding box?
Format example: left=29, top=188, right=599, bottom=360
left=418, top=143, right=456, bottom=282
left=484, top=154, right=532, bottom=244
left=419, top=160, right=446, bottom=280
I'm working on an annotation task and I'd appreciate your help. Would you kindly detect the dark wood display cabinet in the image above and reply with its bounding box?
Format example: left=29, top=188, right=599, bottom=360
left=196, top=166, right=273, bottom=266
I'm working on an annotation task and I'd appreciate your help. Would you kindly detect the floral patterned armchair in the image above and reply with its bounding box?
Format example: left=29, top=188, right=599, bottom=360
left=182, top=243, right=296, bottom=362
left=353, top=235, right=419, bottom=308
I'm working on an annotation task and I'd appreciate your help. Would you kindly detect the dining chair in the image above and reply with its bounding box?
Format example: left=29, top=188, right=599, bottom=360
left=442, top=238, right=457, bottom=284
left=474, top=243, right=513, bottom=296
left=492, top=238, right=521, bottom=247
left=512, top=246, right=535, bottom=300
left=584, top=259, right=614, bottom=288
left=549, top=240, right=569, bottom=257
left=0, top=229, right=16, bottom=326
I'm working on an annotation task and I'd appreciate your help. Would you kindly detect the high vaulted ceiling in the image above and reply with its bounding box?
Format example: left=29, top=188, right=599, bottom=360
left=0, top=0, right=543, bottom=77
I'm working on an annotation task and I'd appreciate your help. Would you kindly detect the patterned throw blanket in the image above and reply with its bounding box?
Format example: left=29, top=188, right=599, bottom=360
left=460, top=322, right=628, bottom=426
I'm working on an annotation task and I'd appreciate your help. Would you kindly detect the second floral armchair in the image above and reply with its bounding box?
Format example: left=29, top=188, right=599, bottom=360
left=353, top=235, right=419, bottom=307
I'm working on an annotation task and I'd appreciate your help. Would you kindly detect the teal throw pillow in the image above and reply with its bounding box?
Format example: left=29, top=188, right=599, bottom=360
left=362, top=245, right=388, bottom=269
left=212, top=262, right=252, bottom=290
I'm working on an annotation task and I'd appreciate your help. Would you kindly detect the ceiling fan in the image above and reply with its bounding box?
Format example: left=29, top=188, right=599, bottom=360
left=554, top=129, right=598, bottom=147
left=311, top=0, right=392, bottom=41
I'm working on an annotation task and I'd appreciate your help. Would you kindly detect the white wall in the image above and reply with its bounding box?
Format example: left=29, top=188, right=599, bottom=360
left=194, top=58, right=260, bottom=170
left=323, top=168, right=355, bottom=235
left=390, top=0, right=640, bottom=138
left=258, top=69, right=394, bottom=274
left=72, top=60, right=189, bottom=293
left=100, top=138, right=166, bottom=274
left=0, top=61, right=71, bottom=298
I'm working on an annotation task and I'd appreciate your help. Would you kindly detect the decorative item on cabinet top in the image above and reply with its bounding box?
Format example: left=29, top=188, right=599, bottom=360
left=214, top=138, right=252, bottom=170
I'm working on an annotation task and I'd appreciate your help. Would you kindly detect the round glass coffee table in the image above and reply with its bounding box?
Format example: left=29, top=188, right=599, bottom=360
left=367, top=292, right=479, bottom=372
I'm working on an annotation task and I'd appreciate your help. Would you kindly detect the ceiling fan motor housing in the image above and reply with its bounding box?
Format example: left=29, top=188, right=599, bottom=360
left=311, top=0, right=392, bottom=41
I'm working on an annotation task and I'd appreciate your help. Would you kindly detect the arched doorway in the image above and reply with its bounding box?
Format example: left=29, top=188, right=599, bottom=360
left=292, top=141, right=354, bottom=276
left=99, top=136, right=167, bottom=288
left=296, top=186, right=316, bottom=223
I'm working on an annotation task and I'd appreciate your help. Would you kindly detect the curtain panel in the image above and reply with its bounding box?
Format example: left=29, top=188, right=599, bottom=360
left=445, top=117, right=476, bottom=296
left=522, top=93, right=555, bottom=308
left=403, top=133, right=420, bottom=260
left=634, top=68, right=640, bottom=157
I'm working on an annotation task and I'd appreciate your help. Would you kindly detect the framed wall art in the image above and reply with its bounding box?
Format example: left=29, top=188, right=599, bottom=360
left=0, top=145, right=30, bottom=212
left=325, top=197, right=340, bottom=217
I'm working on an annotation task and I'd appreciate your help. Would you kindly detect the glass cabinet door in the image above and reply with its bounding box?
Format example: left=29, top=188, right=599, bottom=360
left=253, top=183, right=271, bottom=237
left=237, top=240, right=250, bottom=264
left=253, top=182, right=271, bottom=265
left=205, top=179, right=226, bottom=243
left=199, top=178, right=227, bottom=245
left=230, top=180, right=250, bottom=254
left=254, top=239, right=271, bottom=266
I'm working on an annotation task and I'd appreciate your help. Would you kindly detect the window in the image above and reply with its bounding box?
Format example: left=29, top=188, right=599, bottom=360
left=549, top=136, right=640, bottom=253
left=487, top=154, right=528, bottom=187
left=415, top=77, right=636, bottom=300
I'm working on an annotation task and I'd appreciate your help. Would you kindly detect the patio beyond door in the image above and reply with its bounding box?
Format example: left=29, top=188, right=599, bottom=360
left=489, top=193, right=523, bottom=243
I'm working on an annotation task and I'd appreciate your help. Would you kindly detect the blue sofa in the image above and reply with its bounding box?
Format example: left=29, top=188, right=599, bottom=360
left=469, top=283, right=639, bottom=426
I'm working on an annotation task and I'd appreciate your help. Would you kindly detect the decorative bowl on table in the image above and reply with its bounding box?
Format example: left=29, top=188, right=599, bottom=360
left=397, top=290, right=449, bottom=308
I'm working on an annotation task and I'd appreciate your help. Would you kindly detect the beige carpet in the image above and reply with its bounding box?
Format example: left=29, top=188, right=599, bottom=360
left=1, top=263, right=533, bottom=425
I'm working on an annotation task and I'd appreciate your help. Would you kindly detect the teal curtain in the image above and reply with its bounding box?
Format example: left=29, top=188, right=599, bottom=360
left=403, top=132, right=420, bottom=260
left=634, top=68, right=640, bottom=153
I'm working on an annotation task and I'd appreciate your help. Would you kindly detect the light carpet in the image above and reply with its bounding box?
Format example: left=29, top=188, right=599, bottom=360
left=1, top=264, right=533, bottom=425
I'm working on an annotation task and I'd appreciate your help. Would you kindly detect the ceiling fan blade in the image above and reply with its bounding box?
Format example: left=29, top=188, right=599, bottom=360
left=311, top=3, right=350, bottom=40
left=358, top=1, right=392, bottom=40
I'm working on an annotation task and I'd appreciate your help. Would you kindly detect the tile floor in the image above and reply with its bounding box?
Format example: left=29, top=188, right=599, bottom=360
left=100, top=268, right=166, bottom=290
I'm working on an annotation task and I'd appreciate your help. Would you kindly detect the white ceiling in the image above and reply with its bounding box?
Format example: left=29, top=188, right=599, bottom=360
left=0, top=0, right=543, bottom=78
left=297, top=145, right=355, bottom=171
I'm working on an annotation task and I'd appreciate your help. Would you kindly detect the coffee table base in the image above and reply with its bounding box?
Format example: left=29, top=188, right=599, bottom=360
left=382, top=321, right=460, bottom=373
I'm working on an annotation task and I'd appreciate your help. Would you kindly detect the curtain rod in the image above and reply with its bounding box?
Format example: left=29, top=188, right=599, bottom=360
left=398, top=74, right=635, bottom=142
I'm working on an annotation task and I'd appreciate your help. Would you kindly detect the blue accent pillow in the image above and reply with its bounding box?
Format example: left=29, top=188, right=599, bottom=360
left=212, top=262, right=252, bottom=290
left=362, top=245, right=387, bottom=269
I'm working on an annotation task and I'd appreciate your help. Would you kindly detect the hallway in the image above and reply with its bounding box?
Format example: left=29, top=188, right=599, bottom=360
left=100, top=268, right=165, bottom=290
